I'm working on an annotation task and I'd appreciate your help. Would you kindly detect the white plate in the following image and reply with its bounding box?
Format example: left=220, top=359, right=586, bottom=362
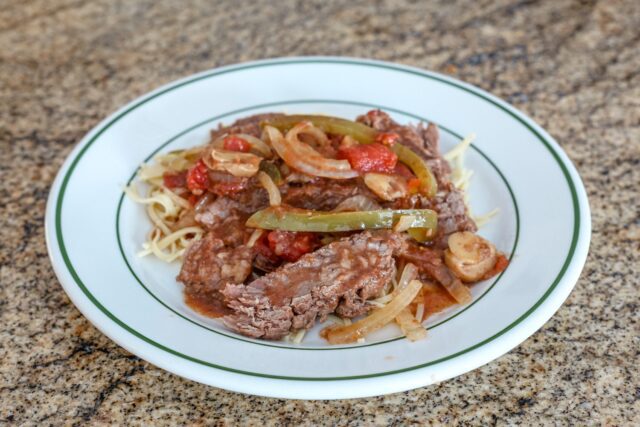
left=45, top=57, right=590, bottom=399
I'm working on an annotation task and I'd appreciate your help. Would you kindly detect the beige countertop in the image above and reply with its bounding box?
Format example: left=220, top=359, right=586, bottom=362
left=1, top=0, right=638, bottom=424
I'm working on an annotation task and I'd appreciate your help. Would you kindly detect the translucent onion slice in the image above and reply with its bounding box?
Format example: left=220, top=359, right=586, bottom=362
left=246, top=228, right=264, bottom=248
left=257, top=171, right=281, bottom=206
left=265, top=125, right=358, bottom=180
left=393, top=215, right=417, bottom=232
left=397, top=263, right=419, bottom=290
left=211, top=133, right=273, bottom=158
left=395, top=306, right=427, bottom=342
left=440, top=277, right=472, bottom=304
left=209, top=148, right=261, bottom=177
left=322, top=279, right=423, bottom=344
left=332, top=195, right=381, bottom=212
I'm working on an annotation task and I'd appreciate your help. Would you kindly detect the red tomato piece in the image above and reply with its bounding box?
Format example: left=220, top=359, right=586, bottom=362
left=267, top=231, right=319, bottom=262
left=337, top=143, right=398, bottom=173
left=162, top=171, right=187, bottom=188
left=407, top=178, right=421, bottom=193
left=223, top=135, right=251, bottom=152
left=186, top=160, right=209, bottom=195
left=187, top=194, right=200, bottom=206
left=255, top=233, right=279, bottom=262
left=394, top=162, right=415, bottom=179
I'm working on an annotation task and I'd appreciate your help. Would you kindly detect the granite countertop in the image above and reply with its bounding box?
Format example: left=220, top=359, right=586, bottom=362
left=1, top=0, right=638, bottom=424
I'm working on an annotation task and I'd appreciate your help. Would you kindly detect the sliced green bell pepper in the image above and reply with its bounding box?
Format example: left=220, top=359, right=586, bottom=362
left=391, top=143, right=438, bottom=198
left=262, top=115, right=378, bottom=144
left=246, top=207, right=438, bottom=233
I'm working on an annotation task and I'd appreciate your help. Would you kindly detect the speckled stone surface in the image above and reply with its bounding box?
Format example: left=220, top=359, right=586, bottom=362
left=1, top=0, right=638, bottom=424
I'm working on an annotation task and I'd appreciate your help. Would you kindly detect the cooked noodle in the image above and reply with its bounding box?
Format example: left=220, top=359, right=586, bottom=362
left=445, top=134, right=498, bottom=228
left=125, top=150, right=204, bottom=262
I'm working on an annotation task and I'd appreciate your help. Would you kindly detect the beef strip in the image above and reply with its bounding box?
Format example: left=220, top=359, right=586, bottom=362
left=357, top=110, right=477, bottom=244
left=396, top=240, right=459, bottom=288
left=179, top=195, right=257, bottom=315
left=177, top=232, right=255, bottom=309
left=221, top=231, right=402, bottom=339
left=209, top=113, right=283, bottom=140
left=282, top=178, right=377, bottom=211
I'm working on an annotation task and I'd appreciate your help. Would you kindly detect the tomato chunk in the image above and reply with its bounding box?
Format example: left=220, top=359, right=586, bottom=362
left=393, top=162, right=415, bottom=179
left=267, top=231, right=319, bottom=262
left=337, top=143, right=398, bottom=173
left=186, top=160, right=209, bottom=194
left=255, top=233, right=279, bottom=262
left=162, top=171, right=187, bottom=188
left=223, top=135, right=251, bottom=152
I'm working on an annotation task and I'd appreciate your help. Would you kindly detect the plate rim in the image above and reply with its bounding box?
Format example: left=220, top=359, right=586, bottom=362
left=44, top=56, right=591, bottom=397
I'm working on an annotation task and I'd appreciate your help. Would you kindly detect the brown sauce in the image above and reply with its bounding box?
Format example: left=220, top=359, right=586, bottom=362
left=418, top=282, right=457, bottom=321
left=185, top=291, right=231, bottom=318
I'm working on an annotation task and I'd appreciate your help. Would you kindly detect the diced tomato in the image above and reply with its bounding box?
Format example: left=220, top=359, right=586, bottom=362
left=255, top=233, right=279, bottom=262
left=187, top=194, right=199, bottom=206
left=186, top=160, right=209, bottom=195
left=407, top=178, right=421, bottom=193
left=394, top=162, right=415, bottom=179
left=337, top=143, right=398, bottom=174
left=267, top=231, right=319, bottom=262
left=223, top=135, right=251, bottom=152
left=375, top=132, right=400, bottom=146
left=162, top=171, right=187, bottom=188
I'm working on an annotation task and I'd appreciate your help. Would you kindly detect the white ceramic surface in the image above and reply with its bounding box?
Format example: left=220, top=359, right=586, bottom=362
left=45, top=57, right=591, bottom=399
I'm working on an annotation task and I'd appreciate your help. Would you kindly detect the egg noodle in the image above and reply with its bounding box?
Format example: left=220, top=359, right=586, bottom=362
left=125, top=146, right=205, bottom=263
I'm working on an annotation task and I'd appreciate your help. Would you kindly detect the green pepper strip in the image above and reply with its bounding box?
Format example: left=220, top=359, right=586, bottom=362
left=263, top=115, right=378, bottom=144
left=246, top=207, right=437, bottom=233
left=391, top=143, right=438, bottom=198
left=263, top=114, right=438, bottom=197
left=258, top=161, right=283, bottom=185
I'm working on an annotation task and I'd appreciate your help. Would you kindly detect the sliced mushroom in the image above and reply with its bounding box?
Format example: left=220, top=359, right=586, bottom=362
left=363, top=173, right=408, bottom=201
left=444, top=231, right=497, bottom=282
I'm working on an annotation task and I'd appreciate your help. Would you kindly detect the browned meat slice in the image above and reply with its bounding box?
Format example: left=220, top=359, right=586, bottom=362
left=209, top=113, right=283, bottom=140
left=177, top=232, right=254, bottom=290
left=178, top=232, right=255, bottom=318
left=221, top=231, right=402, bottom=339
left=396, top=240, right=459, bottom=288
left=194, top=197, right=250, bottom=247
left=282, top=178, right=377, bottom=211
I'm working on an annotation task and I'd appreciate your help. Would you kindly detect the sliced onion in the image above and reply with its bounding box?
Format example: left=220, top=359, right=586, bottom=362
left=265, top=125, right=358, bottom=180
left=395, top=306, right=427, bottom=342
left=257, top=171, right=281, bottom=206
left=322, top=279, right=422, bottom=344
left=397, top=263, right=419, bottom=291
left=246, top=228, right=264, bottom=248
left=440, top=277, right=472, bottom=304
left=393, top=215, right=417, bottom=232
left=333, top=195, right=381, bottom=212
left=209, top=148, right=261, bottom=177
left=211, top=133, right=273, bottom=158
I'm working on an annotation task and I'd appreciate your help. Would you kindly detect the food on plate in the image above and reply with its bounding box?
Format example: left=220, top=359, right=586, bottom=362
left=126, top=110, right=508, bottom=343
